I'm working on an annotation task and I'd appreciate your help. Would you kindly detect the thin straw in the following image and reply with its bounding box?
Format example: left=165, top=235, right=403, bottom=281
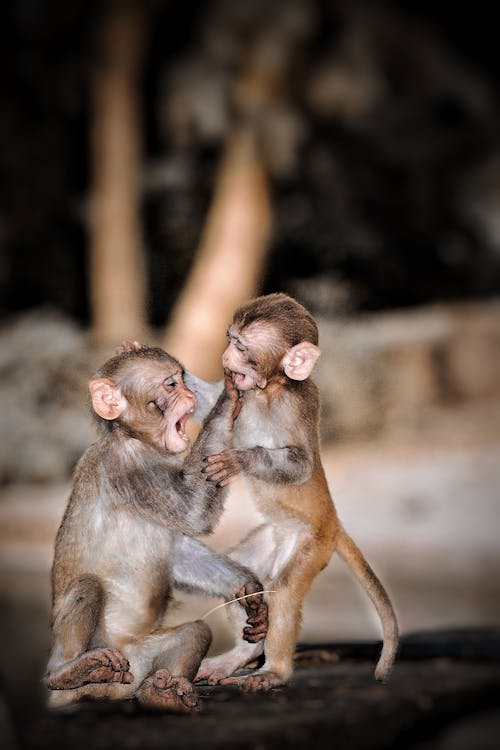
left=201, top=590, right=276, bottom=620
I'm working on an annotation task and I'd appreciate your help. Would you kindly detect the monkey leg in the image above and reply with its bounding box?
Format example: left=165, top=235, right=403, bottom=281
left=135, top=620, right=211, bottom=713
left=219, top=537, right=328, bottom=693
left=220, top=585, right=302, bottom=692
left=195, top=524, right=278, bottom=685
left=195, top=603, right=264, bottom=684
left=46, top=576, right=133, bottom=691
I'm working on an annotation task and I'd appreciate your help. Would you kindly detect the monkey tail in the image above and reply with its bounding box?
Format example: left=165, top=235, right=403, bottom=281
left=336, top=527, right=399, bottom=681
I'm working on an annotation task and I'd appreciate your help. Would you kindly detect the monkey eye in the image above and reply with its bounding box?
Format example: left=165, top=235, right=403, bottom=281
left=163, top=376, right=177, bottom=388
left=235, top=340, right=246, bottom=352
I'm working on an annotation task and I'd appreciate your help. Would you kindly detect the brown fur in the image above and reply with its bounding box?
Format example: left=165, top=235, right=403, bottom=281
left=198, top=294, right=399, bottom=691
left=46, top=348, right=268, bottom=711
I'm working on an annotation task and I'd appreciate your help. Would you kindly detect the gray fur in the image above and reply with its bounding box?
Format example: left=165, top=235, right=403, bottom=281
left=183, top=372, right=223, bottom=423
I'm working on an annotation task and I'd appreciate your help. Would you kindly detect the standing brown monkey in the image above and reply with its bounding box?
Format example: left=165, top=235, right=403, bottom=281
left=46, top=347, right=267, bottom=712
left=195, top=293, right=399, bottom=691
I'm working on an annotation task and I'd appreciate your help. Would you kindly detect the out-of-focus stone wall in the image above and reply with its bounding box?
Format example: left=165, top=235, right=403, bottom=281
left=0, top=300, right=499, bottom=483
left=316, top=300, right=500, bottom=441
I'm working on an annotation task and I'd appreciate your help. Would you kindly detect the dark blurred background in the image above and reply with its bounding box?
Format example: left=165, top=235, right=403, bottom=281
left=1, top=0, right=500, bottom=326
left=0, top=1, right=500, bottom=746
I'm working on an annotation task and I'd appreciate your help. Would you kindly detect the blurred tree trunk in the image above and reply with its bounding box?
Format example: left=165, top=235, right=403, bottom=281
left=163, top=127, right=271, bottom=380
left=88, top=2, right=148, bottom=345
left=162, top=14, right=313, bottom=378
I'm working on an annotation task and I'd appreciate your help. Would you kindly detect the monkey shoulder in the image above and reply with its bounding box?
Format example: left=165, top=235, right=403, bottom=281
left=63, top=437, right=178, bottom=540
left=268, top=378, right=320, bottom=428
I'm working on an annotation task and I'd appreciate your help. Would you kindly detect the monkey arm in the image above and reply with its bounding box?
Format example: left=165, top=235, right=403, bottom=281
left=183, top=372, right=223, bottom=423
left=163, top=388, right=236, bottom=534
left=116, top=392, right=234, bottom=537
left=172, top=535, right=268, bottom=642
left=205, top=445, right=313, bottom=485
left=184, top=393, right=235, bottom=467
left=172, top=535, right=257, bottom=597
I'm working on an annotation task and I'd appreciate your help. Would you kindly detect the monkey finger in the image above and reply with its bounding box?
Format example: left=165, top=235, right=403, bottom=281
left=202, top=461, right=226, bottom=475
left=116, top=340, right=144, bottom=355
left=212, top=465, right=241, bottom=481
left=204, top=468, right=230, bottom=481
left=243, top=596, right=264, bottom=612
left=224, top=369, right=237, bottom=393
left=206, top=468, right=233, bottom=483
left=204, top=453, right=227, bottom=464
left=208, top=462, right=242, bottom=479
left=246, top=610, right=268, bottom=626
left=243, top=622, right=268, bottom=636
left=217, top=473, right=240, bottom=487
left=115, top=340, right=133, bottom=355
left=230, top=404, right=243, bottom=428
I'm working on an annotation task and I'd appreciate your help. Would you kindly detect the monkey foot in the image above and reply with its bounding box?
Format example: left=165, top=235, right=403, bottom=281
left=46, top=648, right=133, bottom=690
left=219, top=671, right=282, bottom=693
left=195, top=654, right=245, bottom=685
left=137, top=670, right=200, bottom=713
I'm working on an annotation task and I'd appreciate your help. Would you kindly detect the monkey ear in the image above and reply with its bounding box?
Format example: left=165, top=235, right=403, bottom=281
left=89, top=378, right=128, bottom=420
left=282, top=342, right=321, bottom=381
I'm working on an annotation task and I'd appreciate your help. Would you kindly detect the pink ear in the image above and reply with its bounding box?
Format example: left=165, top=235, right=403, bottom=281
left=89, top=378, right=128, bottom=420
left=282, top=342, right=321, bottom=381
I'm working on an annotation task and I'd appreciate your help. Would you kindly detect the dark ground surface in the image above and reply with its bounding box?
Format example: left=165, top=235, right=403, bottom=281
left=1, top=629, right=499, bottom=750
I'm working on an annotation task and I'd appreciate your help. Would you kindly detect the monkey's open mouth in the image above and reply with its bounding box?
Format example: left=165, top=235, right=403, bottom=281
left=175, top=410, right=193, bottom=442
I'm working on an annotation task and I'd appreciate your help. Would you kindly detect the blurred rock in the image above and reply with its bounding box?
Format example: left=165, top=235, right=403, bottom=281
left=316, top=300, right=500, bottom=442
left=0, top=300, right=499, bottom=483
left=0, top=311, right=97, bottom=484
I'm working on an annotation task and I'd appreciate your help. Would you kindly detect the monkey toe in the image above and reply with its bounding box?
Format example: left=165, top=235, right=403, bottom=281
left=100, top=648, right=130, bottom=673
left=220, top=674, right=274, bottom=693
left=243, top=675, right=273, bottom=693
left=206, top=671, right=232, bottom=686
left=153, top=668, right=174, bottom=690
left=46, top=649, right=132, bottom=690
left=111, top=669, right=134, bottom=684
left=139, top=671, right=200, bottom=713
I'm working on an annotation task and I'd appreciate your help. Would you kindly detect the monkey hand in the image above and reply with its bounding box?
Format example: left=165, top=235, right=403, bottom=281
left=115, top=340, right=146, bottom=355
left=203, top=450, right=244, bottom=486
left=223, top=368, right=242, bottom=428
left=235, top=582, right=268, bottom=643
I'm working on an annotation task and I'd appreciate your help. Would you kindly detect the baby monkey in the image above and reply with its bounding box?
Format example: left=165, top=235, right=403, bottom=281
left=197, top=293, right=399, bottom=691
left=45, top=346, right=267, bottom=712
